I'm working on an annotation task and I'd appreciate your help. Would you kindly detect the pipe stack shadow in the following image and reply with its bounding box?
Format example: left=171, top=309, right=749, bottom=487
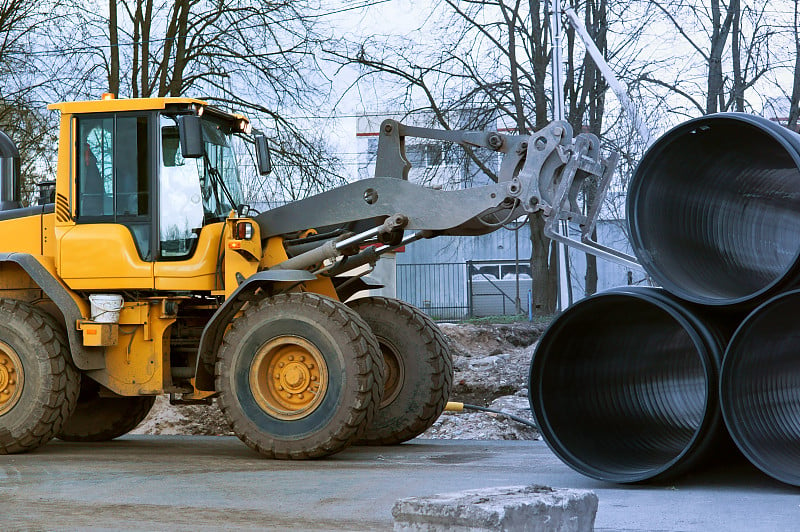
left=528, top=113, right=800, bottom=486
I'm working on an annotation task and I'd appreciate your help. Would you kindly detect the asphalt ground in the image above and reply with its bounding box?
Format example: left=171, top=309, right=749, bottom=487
left=0, top=436, right=797, bottom=531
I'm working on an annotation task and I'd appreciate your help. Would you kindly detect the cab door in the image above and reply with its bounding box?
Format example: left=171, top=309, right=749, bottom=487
left=153, top=115, right=222, bottom=291
left=58, top=113, right=155, bottom=289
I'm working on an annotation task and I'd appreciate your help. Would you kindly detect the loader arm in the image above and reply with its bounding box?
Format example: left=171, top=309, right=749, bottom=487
left=255, top=120, right=639, bottom=269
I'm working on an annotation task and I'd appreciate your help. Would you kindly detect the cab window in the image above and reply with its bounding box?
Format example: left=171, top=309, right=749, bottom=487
left=159, top=116, right=204, bottom=259
left=76, top=114, right=151, bottom=259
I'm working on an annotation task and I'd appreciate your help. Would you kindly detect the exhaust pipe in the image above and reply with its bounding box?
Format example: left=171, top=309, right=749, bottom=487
left=628, top=113, right=800, bottom=306
left=529, top=287, right=738, bottom=483
left=721, top=289, right=800, bottom=487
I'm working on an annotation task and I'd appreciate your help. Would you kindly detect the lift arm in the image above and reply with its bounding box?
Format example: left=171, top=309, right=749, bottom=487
left=254, top=119, right=639, bottom=273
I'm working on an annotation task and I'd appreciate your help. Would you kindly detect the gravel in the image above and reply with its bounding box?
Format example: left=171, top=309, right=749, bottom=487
left=132, top=321, right=547, bottom=441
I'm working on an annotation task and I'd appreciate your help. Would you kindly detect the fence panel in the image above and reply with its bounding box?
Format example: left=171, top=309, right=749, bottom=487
left=397, top=261, right=532, bottom=321
left=396, top=263, right=468, bottom=321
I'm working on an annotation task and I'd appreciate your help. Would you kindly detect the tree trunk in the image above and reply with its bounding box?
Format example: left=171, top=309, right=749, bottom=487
left=529, top=212, right=558, bottom=315
left=107, top=0, right=119, bottom=95
left=789, top=0, right=800, bottom=130
left=731, top=0, right=743, bottom=111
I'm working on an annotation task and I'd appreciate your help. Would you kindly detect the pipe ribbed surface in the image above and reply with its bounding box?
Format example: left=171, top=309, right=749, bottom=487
left=721, top=290, right=800, bottom=487
left=529, top=287, right=732, bottom=483
left=628, top=113, right=800, bottom=306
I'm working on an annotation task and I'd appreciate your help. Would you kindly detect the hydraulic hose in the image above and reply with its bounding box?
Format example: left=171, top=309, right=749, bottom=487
left=721, top=289, right=800, bottom=487
left=628, top=113, right=800, bottom=306
left=529, top=287, right=739, bottom=483
left=445, top=401, right=539, bottom=429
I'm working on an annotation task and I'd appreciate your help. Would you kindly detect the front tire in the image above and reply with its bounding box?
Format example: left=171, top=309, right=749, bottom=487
left=0, top=300, right=80, bottom=454
left=348, top=297, right=453, bottom=445
left=56, top=379, right=156, bottom=442
left=216, top=293, right=384, bottom=459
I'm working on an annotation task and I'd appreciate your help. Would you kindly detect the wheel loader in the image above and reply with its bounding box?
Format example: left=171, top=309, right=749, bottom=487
left=0, top=94, right=621, bottom=458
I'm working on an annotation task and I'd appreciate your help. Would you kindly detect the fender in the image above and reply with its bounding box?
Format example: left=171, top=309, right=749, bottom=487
left=0, top=252, right=104, bottom=370
left=193, top=269, right=317, bottom=390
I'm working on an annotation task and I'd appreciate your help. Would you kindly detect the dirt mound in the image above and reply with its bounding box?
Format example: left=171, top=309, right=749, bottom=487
left=132, top=397, right=233, bottom=437
left=133, top=321, right=548, bottom=441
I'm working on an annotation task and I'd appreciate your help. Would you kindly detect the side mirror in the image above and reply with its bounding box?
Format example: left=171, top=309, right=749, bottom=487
left=177, top=115, right=204, bottom=158
left=255, top=134, right=272, bottom=175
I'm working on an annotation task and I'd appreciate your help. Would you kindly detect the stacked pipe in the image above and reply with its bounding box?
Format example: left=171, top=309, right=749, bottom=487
left=528, top=113, right=800, bottom=486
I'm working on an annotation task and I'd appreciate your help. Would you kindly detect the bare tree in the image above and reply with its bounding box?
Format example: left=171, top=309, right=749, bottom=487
left=788, top=0, right=800, bottom=129
left=37, top=0, right=346, bottom=203
left=0, top=1, right=58, bottom=201
left=329, top=0, right=649, bottom=311
left=643, top=0, right=773, bottom=115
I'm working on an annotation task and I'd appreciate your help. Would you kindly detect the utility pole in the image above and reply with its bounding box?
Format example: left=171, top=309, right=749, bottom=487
left=549, top=0, right=572, bottom=311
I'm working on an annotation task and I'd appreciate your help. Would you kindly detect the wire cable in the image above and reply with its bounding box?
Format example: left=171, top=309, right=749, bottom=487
left=446, top=401, right=539, bottom=429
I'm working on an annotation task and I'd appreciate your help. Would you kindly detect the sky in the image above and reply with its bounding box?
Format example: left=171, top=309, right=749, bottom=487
left=315, top=0, right=796, bottom=181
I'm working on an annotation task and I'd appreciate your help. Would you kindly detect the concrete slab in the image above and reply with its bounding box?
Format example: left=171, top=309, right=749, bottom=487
left=392, top=484, right=597, bottom=531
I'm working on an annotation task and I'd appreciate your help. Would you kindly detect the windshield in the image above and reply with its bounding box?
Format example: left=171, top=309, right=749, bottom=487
left=159, top=114, right=244, bottom=259
left=199, top=119, right=243, bottom=217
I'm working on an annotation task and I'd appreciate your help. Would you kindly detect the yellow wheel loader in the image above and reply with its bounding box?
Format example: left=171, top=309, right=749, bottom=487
left=0, top=95, right=620, bottom=458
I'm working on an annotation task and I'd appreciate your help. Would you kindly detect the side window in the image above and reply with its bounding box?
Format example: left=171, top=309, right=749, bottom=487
left=116, top=117, right=149, bottom=216
left=76, top=114, right=152, bottom=260
left=78, top=118, right=113, bottom=216
left=159, top=116, right=204, bottom=259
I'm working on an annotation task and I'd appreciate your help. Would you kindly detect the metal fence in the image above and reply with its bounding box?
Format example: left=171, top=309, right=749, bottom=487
left=397, top=260, right=531, bottom=322
left=397, top=263, right=468, bottom=321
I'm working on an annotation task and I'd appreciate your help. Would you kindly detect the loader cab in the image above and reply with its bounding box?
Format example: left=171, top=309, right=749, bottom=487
left=50, top=97, right=255, bottom=291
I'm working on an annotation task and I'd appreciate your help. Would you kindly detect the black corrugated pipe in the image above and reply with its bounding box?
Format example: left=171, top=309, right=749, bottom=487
left=529, top=287, right=741, bottom=483
left=721, top=289, right=800, bottom=487
left=628, top=113, right=800, bottom=306
left=0, top=130, right=20, bottom=210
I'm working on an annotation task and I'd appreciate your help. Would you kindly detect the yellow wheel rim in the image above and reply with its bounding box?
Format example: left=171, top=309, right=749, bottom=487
left=0, top=340, right=23, bottom=416
left=379, top=341, right=404, bottom=409
left=249, top=336, right=328, bottom=420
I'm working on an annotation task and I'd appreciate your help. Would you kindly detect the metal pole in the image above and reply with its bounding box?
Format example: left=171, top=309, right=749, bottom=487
left=563, top=7, right=652, bottom=147
left=549, top=0, right=570, bottom=311
left=550, top=0, right=565, bottom=122
left=515, top=226, right=521, bottom=314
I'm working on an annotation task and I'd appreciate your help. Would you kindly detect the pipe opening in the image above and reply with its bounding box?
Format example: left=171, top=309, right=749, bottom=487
left=530, top=291, right=716, bottom=483
left=722, top=290, right=800, bottom=487
left=629, top=114, right=800, bottom=305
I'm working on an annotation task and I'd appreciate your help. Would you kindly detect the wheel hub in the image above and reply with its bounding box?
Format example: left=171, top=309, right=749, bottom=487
left=250, top=336, right=328, bottom=420
left=379, top=340, right=405, bottom=409
left=0, top=341, right=23, bottom=416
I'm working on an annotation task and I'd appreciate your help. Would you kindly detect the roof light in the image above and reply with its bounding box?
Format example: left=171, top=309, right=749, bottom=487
left=101, top=93, right=116, bottom=100
left=194, top=103, right=204, bottom=116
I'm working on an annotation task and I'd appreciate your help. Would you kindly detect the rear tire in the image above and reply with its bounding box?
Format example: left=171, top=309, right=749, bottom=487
left=0, top=299, right=80, bottom=454
left=348, top=297, right=453, bottom=445
left=216, top=293, right=384, bottom=459
left=56, top=379, right=156, bottom=442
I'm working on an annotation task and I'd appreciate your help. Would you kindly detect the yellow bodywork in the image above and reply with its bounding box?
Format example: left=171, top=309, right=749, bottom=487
left=0, top=96, right=329, bottom=399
